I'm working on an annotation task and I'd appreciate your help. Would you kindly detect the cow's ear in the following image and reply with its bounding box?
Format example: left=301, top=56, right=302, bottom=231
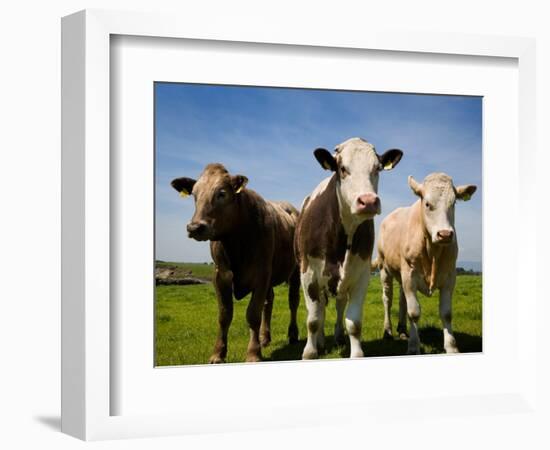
left=408, top=175, right=423, bottom=197
left=171, top=177, right=196, bottom=198
left=314, top=148, right=338, bottom=172
left=379, top=149, right=403, bottom=171
left=231, top=175, right=248, bottom=194
left=455, top=184, right=477, bottom=201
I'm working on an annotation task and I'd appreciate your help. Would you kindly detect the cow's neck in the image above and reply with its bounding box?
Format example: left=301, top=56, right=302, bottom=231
left=335, top=185, right=360, bottom=244
left=220, top=190, right=261, bottom=247
left=413, top=201, right=445, bottom=291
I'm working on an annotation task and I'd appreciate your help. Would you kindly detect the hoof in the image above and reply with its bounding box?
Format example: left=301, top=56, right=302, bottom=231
left=245, top=353, right=262, bottom=363
left=209, top=355, right=225, bottom=364
left=445, top=347, right=460, bottom=354
left=383, top=329, right=393, bottom=340
left=350, top=350, right=364, bottom=358
left=334, top=332, right=346, bottom=347
left=302, top=347, right=319, bottom=360
left=397, top=324, right=408, bottom=337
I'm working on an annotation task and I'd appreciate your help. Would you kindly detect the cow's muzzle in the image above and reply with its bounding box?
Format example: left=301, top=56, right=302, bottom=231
left=435, top=229, right=454, bottom=244
left=187, top=221, right=210, bottom=241
left=356, top=193, right=381, bottom=216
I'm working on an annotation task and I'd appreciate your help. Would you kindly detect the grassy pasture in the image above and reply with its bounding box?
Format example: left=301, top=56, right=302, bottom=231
left=155, top=263, right=482, bottom=366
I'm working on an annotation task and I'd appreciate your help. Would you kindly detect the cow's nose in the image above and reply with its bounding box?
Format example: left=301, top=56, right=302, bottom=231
left=187, top=221, right=207, bottom=236
left=436, top=229, right=454, bottom=242
left=356, top=193, right=380, bottom=215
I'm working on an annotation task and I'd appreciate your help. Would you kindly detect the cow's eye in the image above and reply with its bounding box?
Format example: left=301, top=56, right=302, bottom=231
left=425, top=201, right=432, bottom=210
left=217, top=189, right=227, bottom=199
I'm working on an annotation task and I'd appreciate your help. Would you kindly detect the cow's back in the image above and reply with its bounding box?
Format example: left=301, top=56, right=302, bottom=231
left=265, top=200, right=299, bottom=285
left=210, top=191, right=298, bottom=298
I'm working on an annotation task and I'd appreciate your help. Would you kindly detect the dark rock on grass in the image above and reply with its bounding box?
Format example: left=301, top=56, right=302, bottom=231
left=156, top=277, right=207, bottom=286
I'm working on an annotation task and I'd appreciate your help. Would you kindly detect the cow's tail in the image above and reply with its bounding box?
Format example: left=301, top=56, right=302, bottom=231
left=371, top=256, right=382, bottom=272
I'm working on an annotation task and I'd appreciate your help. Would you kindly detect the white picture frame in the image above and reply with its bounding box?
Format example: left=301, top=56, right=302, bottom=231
left=61, top=9, right=538, bottom=441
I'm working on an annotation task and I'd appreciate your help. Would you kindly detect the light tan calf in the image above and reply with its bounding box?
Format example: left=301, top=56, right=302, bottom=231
left=375, top=173, right=476, bottom=354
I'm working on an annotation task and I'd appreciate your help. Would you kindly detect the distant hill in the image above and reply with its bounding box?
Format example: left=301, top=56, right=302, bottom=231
left=457, top=261, right=482, bottom=272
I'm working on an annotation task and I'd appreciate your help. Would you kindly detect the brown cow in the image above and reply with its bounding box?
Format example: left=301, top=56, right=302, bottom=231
left=171, top=163, right=300, bottom=363
left=374, top=173, right=477, bottom=354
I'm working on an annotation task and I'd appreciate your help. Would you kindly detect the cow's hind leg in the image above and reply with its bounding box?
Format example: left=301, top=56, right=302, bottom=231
left=396, top=287, right=409, bottom=340
left=287, top=268, right=300, bottom=344
left=316, top=291, right=327, bottom=354
left=380, top=267, right=394, bottom=340
left=260, top=288, right=274, bottom=348
left=334, top=292, right=347, bottom=346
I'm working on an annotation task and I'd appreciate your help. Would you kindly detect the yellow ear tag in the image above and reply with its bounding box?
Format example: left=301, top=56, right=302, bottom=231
left=462, top=193, right=471, bottom=201
left=179, top=189, right=189, bottom=198
left=235, top=185, right=244, bottom=194
left=384, top=162, right=393, bottom=170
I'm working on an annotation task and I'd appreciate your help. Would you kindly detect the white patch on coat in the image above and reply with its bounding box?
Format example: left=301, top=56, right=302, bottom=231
left=334, top=138, right=381, bottom=234
left=413, top=173, right=457, bottom=244
left=302, top=176, right=331, bottom=212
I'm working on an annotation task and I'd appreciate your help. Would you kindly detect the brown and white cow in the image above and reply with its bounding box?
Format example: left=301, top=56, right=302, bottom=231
left=295, top=138, right=403, bottom=359
left=171, top=163, right=300, bottom=363
left=374, top=173, right=477, bottom=354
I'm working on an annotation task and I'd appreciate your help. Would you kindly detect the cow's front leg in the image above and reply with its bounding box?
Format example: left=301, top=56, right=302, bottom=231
left=380, top=267, right=394, bottom=339
left=346, top=270, right=370, bottom=358
left=403, top=275, right=421, bottom=355
left=246, top=281, right=270, bottom=362
left=260, top=288, right=274, bottom=348
left=210, top=268, right=234, bottom=364
left=440, top=276, right=459, bottom=353
left=302, top=268, right=323, bottom=360
left=397, top=287, right=408, bottom=340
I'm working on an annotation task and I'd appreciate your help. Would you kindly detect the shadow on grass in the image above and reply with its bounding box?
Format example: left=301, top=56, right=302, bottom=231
left=362, top=325, right=482, bottom=356
left=417, top=325, right=482, bottom=354
left=266, top=326, right=482, bottom=361
left=268, top=334, right=349, bottom=361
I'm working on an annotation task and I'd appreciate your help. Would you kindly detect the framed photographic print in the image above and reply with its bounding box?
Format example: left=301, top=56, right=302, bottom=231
left=62, top=9, right=538, bottom=441
left=154, top=82, right=482, bottom=366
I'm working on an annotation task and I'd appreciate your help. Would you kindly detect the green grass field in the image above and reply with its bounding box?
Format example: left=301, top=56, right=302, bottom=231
left=155, top=263, right=482, bottom=366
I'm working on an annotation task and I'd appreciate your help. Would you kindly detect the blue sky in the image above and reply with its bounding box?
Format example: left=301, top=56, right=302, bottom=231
left=155, top=83, right=482, bottom=267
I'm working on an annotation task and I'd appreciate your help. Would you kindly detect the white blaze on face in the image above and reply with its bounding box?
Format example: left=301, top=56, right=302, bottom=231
left=415, top=173, right=457, bottom=244
left=335, top=138, right=381, bottom=218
